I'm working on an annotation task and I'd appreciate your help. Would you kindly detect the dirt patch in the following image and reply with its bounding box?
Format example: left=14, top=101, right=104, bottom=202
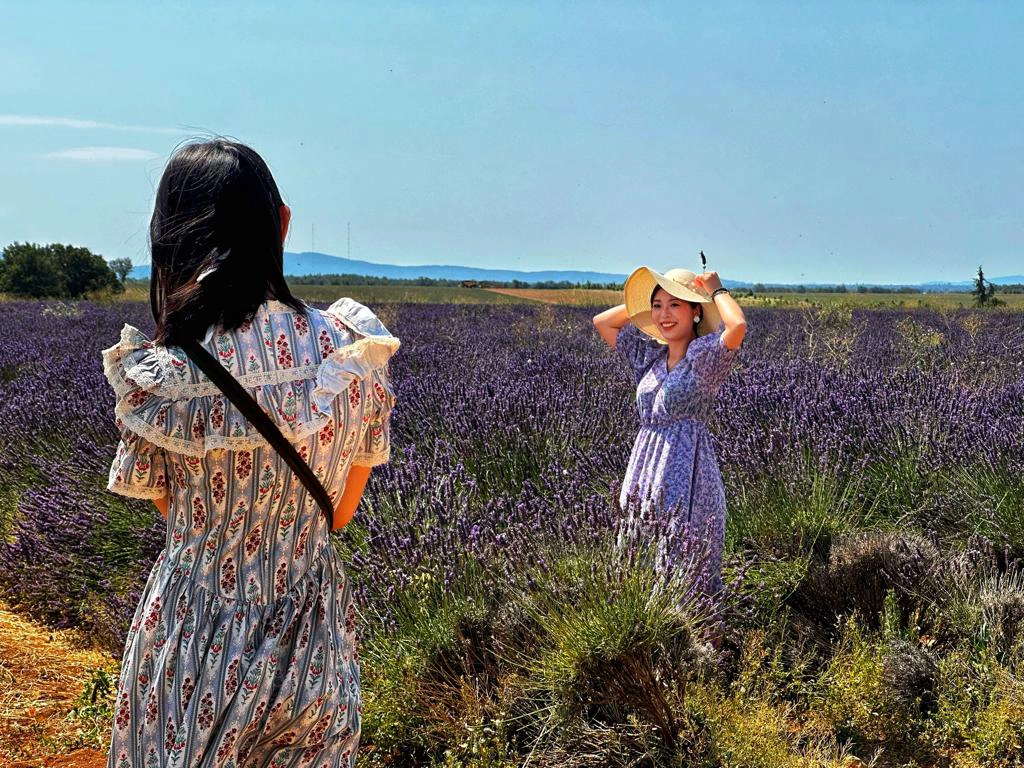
left=0, top=601, right=117, bottom=767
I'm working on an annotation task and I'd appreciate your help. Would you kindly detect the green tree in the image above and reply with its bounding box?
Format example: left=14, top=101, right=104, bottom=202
left=51, top=244, right=119, bottom=296
left=108, top=257, right=135, bottom=285
left=0, top=243, right=63, bottom=297
left=972, top=265, right=1001, bottom=307
left=0, top=242, right=119, bottom=298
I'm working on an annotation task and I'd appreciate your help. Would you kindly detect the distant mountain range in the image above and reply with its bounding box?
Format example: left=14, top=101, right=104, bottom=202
left=128, top=252, right=629, bottom=284
left=284, top=252, right=631, bottom=284
left=919, top=276, right=1024, bottom=291
left=125, top=251, right=1023, bottom=290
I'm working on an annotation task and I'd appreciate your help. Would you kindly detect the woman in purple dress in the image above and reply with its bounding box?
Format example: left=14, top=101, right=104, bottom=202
left=593, top=267, right=747, bottom=644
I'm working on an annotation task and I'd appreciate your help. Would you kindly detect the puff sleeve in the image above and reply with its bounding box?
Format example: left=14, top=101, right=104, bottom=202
left=689, top=321, right=744, bottom=396
left=616, top=323, right=665, bottom=385
left=322, top=298, right=400, bottom=468
left=107, top=427, right=170, bottom=499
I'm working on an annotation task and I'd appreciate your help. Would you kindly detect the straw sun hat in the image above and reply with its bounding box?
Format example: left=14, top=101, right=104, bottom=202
left=623, top=266, right=722, bottom=343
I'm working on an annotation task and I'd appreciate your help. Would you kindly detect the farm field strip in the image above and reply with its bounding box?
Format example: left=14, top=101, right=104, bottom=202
left=486, top=286, right=1024, bottom=309
left=483, top=287, right=624, bottom=305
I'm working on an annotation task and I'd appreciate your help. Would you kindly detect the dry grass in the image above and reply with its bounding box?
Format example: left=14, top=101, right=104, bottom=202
left=485, top=287, right=1024, bottom=310
left=0, top=601, right=115, bottom=767
left=750, top=291, right=1024, bottom=309
left=61, top=283, right=535, bottom=305
left=484, top=287, right=623, bottom=306
left=6, top=286, right=1021, bottom=310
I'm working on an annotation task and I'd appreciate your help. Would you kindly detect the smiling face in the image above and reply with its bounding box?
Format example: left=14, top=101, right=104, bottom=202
left=650, top=286, right=701, bottom=342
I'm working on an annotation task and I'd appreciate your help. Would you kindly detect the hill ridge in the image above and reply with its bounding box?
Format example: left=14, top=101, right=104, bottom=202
left=125, top=251, right=1023, bottom=289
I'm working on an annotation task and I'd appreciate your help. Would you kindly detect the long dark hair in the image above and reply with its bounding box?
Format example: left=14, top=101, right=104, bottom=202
left=149, top=139, right=307, bottom=345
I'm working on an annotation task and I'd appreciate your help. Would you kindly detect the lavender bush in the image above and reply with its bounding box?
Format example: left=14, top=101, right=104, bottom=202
left=1, top=299, right=1022, bottom=765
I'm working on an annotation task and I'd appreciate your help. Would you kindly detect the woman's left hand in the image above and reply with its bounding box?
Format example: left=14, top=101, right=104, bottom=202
left=695, top=271, right=747, bottom=351
left=695, top=271, right=724, bottom=294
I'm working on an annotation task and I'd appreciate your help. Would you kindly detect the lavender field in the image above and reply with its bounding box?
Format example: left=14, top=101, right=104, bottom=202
left=2, top=299, right=1023, bottom=767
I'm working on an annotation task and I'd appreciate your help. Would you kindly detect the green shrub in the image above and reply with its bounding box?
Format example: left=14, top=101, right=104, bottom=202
left=39, top=666, right=119, bottom=753
left=926, top=645, right=1024, bottom=766
left=966, top=670, right=1024, bottom=766
left=359, top=561, right=504, bottom=765
left=512, top=542, right=722, bottom=764
left=729, top=554, right=810, bottom=628
left=726, top=463, right=875, bottom=560
left=816, top=611, right=938, bottom=761
left=947, top=463, right=1024, bottom=560
left=817, top=615, right=890, bottom=743
left=691, top=630, right=858, bottom=768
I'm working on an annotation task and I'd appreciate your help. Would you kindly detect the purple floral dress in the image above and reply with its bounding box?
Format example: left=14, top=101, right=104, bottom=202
left=615, top=322, right=740, bottom=600
left=102, top=298, right=398, bottom=768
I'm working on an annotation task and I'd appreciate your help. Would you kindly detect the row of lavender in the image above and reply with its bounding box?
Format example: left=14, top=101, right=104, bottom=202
left=0, top=300, right=1022, bottom=647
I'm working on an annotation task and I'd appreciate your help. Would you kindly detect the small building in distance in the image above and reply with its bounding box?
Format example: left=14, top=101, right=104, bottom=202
left=461, top=280, right=480, bottom=288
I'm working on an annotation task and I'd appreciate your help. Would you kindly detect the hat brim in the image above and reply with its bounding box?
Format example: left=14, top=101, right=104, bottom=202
left=623, top=266, right=722, bottom=342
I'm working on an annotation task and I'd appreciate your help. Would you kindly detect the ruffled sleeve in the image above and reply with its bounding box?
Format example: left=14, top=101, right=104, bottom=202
left=324, top=299, right=398, bottom=467
left=100, top=325, right=169, bottom=499
left=616, top=323, right=665, bottom=385
left=107, top=428, right=169, bottom=499
left=99, top=299, right=400, bottom=461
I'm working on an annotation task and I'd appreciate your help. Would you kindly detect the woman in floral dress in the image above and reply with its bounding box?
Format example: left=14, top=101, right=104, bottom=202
left=593, top=267, right=746, bottom=644
left=103, top=140, right=398, bottom=767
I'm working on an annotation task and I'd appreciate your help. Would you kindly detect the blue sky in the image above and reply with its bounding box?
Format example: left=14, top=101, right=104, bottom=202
left=1, top=1, right=1021, bottom=284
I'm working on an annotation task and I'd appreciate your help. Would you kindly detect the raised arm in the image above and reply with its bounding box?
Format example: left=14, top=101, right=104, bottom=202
left=695, top=272, right=747, bottom=351
left=592, top=303, right=631, bottom=348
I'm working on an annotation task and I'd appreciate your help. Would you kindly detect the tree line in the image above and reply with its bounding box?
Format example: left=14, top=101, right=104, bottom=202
left=2, top=242, right=1017, bottom=301
left=0, top=249, right=626, bottom=296
left=750, top=283, right=925, bottom=294
left=0, top=242, right=132, bottom=298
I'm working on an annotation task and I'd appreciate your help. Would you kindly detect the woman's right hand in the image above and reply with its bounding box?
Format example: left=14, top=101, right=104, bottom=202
left=592, top=303, right=631, bottom=349
left=694, top=271, right=724, bottom=294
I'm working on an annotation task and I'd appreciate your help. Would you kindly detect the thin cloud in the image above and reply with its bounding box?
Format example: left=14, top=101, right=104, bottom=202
left=0, top=114, right=178, bottom=134
left=46, top=147, right=162, bottom=161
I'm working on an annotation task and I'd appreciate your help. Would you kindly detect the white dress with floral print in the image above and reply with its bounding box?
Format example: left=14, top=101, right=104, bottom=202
left=102, top=298, right=398, bottom=768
